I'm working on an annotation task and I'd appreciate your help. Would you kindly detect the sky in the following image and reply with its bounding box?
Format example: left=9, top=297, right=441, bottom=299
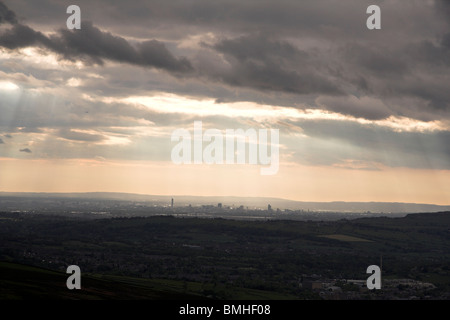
left=0, top=0, right=449, bottom=204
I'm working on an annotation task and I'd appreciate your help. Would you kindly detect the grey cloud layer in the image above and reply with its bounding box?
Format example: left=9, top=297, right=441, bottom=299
left=284, top=119, right=450, bottom=170
left=2, top=1, right=450, bottom=122
left=206, top=34, right=343, bottom=95
left=1, top=0, right=450, bottom=170
left=2, top=0, right=438, bottom=40
left=0, top=1, right=16, bottom=24
left=0, top=21, right=193, bottom=74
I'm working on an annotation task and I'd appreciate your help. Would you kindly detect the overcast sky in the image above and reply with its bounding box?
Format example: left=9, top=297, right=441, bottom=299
left=1, top=0, right=449, bottom=204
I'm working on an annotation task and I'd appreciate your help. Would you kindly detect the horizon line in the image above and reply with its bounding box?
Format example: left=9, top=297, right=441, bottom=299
left=0, top=191, right=449, bottom=207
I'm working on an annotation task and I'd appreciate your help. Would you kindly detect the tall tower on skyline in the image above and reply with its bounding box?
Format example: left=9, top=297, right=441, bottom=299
left=171, top=198, right=174, bottom=209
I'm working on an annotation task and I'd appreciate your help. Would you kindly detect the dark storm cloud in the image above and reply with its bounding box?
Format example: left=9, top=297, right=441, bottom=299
left=0, top=1, right=16, bottom=24
left=0, top=4, right=193, bottom=74
left=0, top=24, right=50, bottom=49
left=341, top=44, right=410, bottom=77
left=2, top=0, right=450, bottom=123
left=49, top=22, right=193, bottom=73
left=19, top=148, right=31, bottom=153
left=331, top=39, right=450, bottom=120
left=316, top=96, right=393, bottom=121
left=442, top=33, right=450, bottom=49
left=212, top=34, right=308, bottom=63
left=207, top=34, right=343, bottom=95
left=0, top=0, right=418, bottom=40
left=435, top=0, right=450, bottom=19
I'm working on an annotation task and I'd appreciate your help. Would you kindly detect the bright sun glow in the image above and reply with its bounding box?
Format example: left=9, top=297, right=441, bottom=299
left=0, top=81, right=19, bottom=91
left=118, top=93, right=445, bottom=133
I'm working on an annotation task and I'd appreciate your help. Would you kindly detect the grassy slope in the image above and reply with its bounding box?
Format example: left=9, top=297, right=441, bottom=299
left=0, top=261, right=298, bottom=300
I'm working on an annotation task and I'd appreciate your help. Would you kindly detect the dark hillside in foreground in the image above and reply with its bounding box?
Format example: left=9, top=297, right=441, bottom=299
left=0, top=211, right=449, bottom=299
left=0, top=261, right=207, bottom=300
left=0, top=261, right=298, bottom=300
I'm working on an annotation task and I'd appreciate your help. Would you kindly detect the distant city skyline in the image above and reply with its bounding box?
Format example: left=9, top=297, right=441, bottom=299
left=1, top=1, right=450, bottom=205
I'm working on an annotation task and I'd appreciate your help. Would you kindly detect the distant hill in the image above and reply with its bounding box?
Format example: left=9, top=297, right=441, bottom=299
left=1, top=192, right=449, bottom=213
